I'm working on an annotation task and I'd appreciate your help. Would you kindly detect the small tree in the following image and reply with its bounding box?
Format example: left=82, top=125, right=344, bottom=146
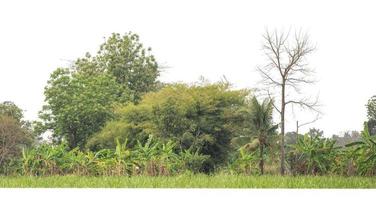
left=0, top=116, right=32, bottom=174
left=249, top=97, right=278, bottom=174
left=0, top=101, right=23, bottom=122
left=231, top=97, right=277, bottom=175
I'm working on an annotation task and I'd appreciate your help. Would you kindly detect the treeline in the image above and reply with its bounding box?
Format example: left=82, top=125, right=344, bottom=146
left=1, top=31, right=376, bottom=176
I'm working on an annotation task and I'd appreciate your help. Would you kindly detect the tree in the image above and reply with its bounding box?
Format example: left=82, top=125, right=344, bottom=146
left=366, top=96, right=376, bottom=136
left=36, top=68, right=127, bottom=149
left=0, top=101, right=23, bottom=122
left=76, top=32, right=160, bottom=103
left=332, top=130, right=361, bottom=147
left=37, top=32, right=160, bottom=149
left=0, top=103, right=33, bottom=174
left=249, top=97, right=278, bottom=174
left=257, top=29, right=319, bottom=175
left=232, top=97, right=278, bottom=175
left=307, top=128, right=324, bottom=138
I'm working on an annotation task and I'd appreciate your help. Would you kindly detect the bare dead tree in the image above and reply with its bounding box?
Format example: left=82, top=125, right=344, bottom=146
left=257, top=29, right=320, bottom=175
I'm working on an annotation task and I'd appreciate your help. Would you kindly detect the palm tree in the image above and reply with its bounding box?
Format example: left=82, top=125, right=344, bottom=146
left=231, top=97, right=277, bottom=174
left=249, top=97, right=278, bottom=174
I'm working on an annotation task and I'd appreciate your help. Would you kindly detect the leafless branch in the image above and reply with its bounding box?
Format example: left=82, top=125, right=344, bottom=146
left=298, top=113, right=321, bottom=128
left=285, top=95, right=321, bottom=114
left=267, top=89, right=282, bottom=114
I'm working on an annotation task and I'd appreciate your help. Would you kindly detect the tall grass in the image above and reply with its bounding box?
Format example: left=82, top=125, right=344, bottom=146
left=1, top=175, right=376, bottom=188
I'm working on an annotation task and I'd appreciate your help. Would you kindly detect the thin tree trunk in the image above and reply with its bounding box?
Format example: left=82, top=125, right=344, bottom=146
left=68, top=129, right=77, bottom=150
left=259, top=143, right=264, bottom=175
left=280, top=83, right=286, bottom=175
left=296, top=120, right=300, bottom=145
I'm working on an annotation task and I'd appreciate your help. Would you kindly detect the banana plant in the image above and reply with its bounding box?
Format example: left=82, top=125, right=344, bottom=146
left=346, top=122, right=376, bottom=175
left=178, top=148, right=209, bottom=173
left=113, top=138, right=133, bottom=175
left=290, top=134, right=339, bottom=175
left=133, top=135, right=161, bottom=175
left=229, top=147, right=258, bottom=175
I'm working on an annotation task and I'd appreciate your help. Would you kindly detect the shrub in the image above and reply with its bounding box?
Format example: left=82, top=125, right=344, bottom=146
left=88, top=82, right=252, bottom=172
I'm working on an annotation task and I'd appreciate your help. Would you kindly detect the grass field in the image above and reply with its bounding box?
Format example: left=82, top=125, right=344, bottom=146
left=1, top=175, right=376, bottom=188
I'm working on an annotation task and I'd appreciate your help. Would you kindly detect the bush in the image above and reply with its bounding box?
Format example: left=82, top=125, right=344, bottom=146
left=88, top=82, right=252, bottom=172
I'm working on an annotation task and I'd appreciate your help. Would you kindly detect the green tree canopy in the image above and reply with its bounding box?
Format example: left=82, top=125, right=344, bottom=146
left=36, top=68, right=127, bottom=149
left=0, top=101, right=24, bottom=123
left=76, top=32, right=160, bottom=103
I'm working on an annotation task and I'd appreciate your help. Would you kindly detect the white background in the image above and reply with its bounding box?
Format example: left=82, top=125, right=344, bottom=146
left=1, top=0, right=376, bottom=137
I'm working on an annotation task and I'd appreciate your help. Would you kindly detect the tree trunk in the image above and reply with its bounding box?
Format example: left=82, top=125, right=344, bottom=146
left=280, top=83, right=286, bottom=175
left=68, top=128, right=77, bottom=149
left=259, top=143, right=264, bottom=175
left=296, top=121, right=299, bottom=143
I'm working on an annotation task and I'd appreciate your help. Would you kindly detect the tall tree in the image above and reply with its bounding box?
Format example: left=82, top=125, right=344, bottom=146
left=257, top=29, right=319, bottom=175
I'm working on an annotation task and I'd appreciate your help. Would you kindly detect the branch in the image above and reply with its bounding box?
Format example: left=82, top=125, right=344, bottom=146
left=285, top=96, right=321, bottom=113
left=286, top=77, right=315, bottom=85
left=257, top=66, right=282, bottom=86
left=298, top=113, right=321, bottom=128
left=263, top=30, right=286, bottom=78
left=266, top=90, right=282, bottom=114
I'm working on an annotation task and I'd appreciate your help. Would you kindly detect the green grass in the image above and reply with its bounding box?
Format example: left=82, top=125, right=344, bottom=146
left=1, top=175, right=376, bottom=188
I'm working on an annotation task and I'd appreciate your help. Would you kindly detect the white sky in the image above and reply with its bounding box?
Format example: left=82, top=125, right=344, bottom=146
left=0, top=0, right=375, bottom=137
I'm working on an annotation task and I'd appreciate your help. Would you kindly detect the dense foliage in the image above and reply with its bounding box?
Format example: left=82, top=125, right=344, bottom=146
left=36, top=69, right=126, bottom=149
left=346, top=123, right=376, bottom=175
left=87, top=82, right=252, bottom=172
left=35, top=32, right=160, bottom=149
left=287, top=134, right=339, bottom=175
left=19, top=136, right=208, bottom=176
left=76, top=32, right=160, bottom=103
